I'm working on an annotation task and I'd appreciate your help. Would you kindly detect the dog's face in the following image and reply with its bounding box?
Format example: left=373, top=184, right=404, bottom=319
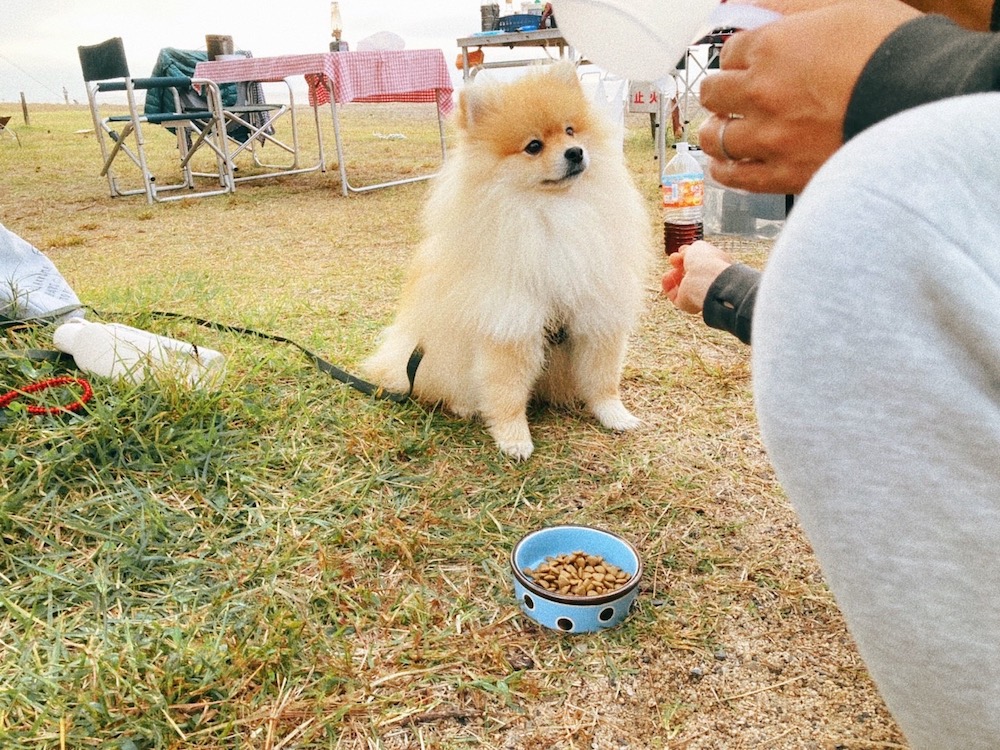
left=456, top=63, right=607, bottom=192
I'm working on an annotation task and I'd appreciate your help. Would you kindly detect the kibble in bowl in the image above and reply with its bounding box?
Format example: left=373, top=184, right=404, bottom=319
left=511, top=525, right=642, bottom=633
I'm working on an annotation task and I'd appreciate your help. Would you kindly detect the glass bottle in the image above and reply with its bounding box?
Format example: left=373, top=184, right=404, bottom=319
left=330, top=1, right=343, bottom=41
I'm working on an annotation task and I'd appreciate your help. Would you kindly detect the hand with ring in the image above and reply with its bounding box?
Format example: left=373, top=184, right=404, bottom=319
left=718, top=116, right=743, bottom=162
left=697, top=0, right=921, bottom=195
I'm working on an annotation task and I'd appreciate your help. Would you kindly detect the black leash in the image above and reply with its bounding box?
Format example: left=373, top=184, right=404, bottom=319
left=1, top=306, right=81, bottom=366
left=143, top=310, right=423, bottom=403
left=0, top=307, right=422, bottom=404
left=1, top=305, right=86, bottom=330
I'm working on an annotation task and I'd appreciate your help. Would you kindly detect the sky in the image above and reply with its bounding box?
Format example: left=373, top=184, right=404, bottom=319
left=1, top=0, right=548, bottom=104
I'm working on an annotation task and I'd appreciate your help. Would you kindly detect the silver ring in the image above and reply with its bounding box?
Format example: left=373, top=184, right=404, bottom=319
left=719, top=116, right=739, bottom=161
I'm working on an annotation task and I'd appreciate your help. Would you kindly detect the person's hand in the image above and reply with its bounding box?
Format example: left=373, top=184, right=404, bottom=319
left=541, top=2, right=554, bottom=28
left=698, top=0, right=921, bottom=194
left=662, top=241, right=734, bottom=315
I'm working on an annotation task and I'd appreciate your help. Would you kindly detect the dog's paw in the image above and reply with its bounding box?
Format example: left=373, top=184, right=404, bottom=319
left=498, top=438, right=535, bottom=461
left=592, top=399, right=641, bottom=432
left=489, top=421, right=535, bottom=460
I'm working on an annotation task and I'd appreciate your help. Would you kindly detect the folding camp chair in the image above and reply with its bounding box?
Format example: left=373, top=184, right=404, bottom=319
left=672, top=28, right=735, bottom=137
left=77, top=37, right=233, bottom=203
left=219, top=79, right=313, bottom=184
left=0, top=116, right=20, bottom=146
left=151, top=47, right=309, bottom=185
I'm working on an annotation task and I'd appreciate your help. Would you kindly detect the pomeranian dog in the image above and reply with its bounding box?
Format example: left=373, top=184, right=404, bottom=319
left=362, top=62, right=653, bottom=459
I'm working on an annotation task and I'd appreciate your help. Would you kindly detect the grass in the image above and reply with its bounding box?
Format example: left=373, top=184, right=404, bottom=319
left=0, top=101, right=906, bottom=748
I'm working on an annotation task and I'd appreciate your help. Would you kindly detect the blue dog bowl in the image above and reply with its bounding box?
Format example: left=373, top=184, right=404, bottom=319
left=511, top=525, right=642, bottom=633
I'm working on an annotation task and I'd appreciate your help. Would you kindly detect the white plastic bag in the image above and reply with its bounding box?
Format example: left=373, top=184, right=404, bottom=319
left=0, top=222, right=83, bottom=321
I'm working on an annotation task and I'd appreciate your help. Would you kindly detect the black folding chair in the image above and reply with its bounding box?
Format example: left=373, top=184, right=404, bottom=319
left=77, top=37, right=233, bottom=203
left=0, top=116, right=20, bottom=146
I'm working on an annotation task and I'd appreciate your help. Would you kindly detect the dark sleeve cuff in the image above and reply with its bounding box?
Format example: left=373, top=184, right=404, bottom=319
left=702, top=263, right=759, bottom=345
left=845, top=15, right=1000, bottom=140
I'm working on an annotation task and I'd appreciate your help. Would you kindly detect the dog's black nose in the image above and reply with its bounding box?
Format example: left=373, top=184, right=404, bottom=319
left=564, top=147, right=584, bottom=164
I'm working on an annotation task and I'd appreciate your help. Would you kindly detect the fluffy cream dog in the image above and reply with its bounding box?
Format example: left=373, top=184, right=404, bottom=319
left=362, top=63, right=653, bottom=459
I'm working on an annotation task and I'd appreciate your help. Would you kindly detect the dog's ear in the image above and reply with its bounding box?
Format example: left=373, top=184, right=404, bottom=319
left=548, top=60, right=583, bottom=90
left=457, top=78, right=500, bottom=133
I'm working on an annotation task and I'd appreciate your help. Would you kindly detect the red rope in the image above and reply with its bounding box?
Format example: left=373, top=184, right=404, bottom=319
left=0, top=376, right=94, bottom=415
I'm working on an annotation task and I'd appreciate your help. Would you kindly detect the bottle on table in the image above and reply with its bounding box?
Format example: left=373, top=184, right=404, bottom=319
left=330, top=1, right=345, bottom=51
left=661, top=141, right=704, bottom=255
left=481, top=3, right=501, bottom=31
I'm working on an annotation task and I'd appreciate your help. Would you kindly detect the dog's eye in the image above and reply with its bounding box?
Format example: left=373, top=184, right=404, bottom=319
left=565, top=126, right=575, bottom=136
left=524, top=139, right=543, bottom=155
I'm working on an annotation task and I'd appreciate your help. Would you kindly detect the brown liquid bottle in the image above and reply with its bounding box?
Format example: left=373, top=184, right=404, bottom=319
left=661, top=141, right=704, bottom=254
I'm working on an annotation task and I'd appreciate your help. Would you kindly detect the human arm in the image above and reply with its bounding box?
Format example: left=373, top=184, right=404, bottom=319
left=662, top=240, right=760, bottom=345
left=902, top=0, right=996, bottom=30
left=845, top=14, right=1000, bottom=138
left=698, top=0, right=1000, bottom=194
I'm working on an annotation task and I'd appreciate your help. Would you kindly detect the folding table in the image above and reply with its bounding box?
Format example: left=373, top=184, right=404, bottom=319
left=455, top=28, right=580, bottom=80
left=194, top=50, right=454, bottom=195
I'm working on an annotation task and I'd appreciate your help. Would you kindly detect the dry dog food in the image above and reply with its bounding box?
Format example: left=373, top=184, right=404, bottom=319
left=522, top=551, right=632, bottom=597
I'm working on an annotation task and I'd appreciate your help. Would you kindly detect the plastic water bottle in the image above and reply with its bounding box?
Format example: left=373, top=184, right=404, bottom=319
left=52, top=317, right=225, bottom=389
left=661, top=141, right=704, bottom=255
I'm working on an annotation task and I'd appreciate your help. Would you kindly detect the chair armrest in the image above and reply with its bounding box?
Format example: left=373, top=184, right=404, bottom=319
left=131, top=75, right=194, bottom=90
left=95, top=75, right=193, bottom=93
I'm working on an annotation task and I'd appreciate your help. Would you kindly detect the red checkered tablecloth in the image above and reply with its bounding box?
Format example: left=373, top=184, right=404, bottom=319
left=194, top=50, right=454, bottom=114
